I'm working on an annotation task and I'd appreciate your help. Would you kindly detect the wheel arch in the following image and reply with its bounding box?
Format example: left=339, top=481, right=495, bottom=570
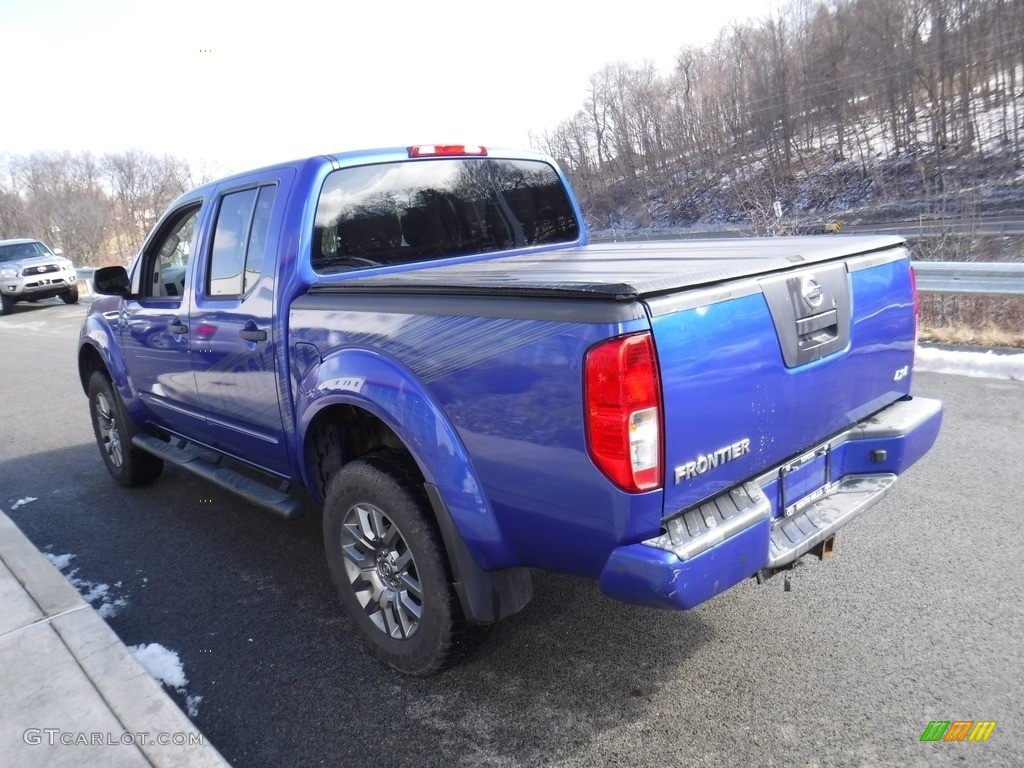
left=77, top=311, right=129, bottom=391
left=78, top=310, right=150, bottom=429
left=78, top=342, right=107, bottom=393
left=298, top=348, right=531, bottom=623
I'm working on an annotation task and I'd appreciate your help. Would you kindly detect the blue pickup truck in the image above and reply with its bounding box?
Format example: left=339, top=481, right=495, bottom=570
left=79, top=145, right=942, bottom=674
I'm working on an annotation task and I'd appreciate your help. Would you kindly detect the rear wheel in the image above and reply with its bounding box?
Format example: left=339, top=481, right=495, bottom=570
left=323, top=451, right=484, bottom=675
left=61, top=285, right=79, bottom=304
left=87, top=371, right=164, bottom=487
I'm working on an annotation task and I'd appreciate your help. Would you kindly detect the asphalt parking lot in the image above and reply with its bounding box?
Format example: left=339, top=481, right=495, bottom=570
left=1, top=298, right=1021, bottom=767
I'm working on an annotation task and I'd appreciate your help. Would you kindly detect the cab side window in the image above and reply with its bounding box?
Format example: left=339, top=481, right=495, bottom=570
left=141, top=205, right=200, bottom=299
left=208, top=185, right=277, bottom=298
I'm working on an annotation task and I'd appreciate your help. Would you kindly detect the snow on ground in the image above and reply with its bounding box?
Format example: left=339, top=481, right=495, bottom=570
left=129, top=643, right=188, bottom=688
left=915, top=345, right=1024, bottom=381
left=129, top=643, right=203, bottom=717
left=11, top=497, right=37, bottom=510
left=45, top=552, right=75, bottom=570
left=46, top=553, right=129, bottom=618
left=185, top=695, right=204, bottom=718
left=41, top=555, right=202, bottom=716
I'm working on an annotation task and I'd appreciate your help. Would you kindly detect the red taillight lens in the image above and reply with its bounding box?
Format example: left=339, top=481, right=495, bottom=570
left=585, top=332, right=662, bottom=492
left=910, top=265, right=919, bottom=358
left=408, top=144, right=487, bottom=158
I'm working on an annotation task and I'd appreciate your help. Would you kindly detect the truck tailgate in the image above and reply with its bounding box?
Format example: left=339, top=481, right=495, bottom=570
left=647, top=243, right=917, bottom=518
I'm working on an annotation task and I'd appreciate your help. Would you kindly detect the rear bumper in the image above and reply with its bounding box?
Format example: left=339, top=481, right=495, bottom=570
left=598, top=396, right=942, bottom=610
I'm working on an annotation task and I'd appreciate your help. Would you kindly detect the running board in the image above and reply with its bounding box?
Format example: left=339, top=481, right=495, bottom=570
left=132, top=434, right=304, bottom=520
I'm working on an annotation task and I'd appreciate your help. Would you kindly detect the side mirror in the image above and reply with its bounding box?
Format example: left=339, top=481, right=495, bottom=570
left=53, top=248, right=64, bottom=256
left=94, top=266, right=132, bottom=297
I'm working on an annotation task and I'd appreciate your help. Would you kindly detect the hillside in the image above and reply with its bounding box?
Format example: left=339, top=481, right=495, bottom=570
left=576, top=144, right=1024, bottom=237
left=534, top=0, right=1024, bottom=239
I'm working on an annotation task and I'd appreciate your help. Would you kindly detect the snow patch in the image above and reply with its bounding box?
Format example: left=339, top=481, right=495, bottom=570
left=915, top=346, right=1024, bottom=381
left=45, top=552, right=75, bottom=570
left=97, top=599, right=128, bottom=618
left=79, top=581, right=110, bottom=604
left=11, top=497, right=38, bottom=510
left=47, top=555, right=129, bottom=618
left=186, top=695, right=204, bottom=718
left=129, top=643, right=188, bottom=689
left=129, top=643, right=203, bottom=718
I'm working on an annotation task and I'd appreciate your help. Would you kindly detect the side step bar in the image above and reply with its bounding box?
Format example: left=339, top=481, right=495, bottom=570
left=132, top=434, right=305, bottom=520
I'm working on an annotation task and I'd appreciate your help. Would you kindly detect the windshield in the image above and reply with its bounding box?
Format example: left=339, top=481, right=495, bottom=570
left=312, top=158, right=579, bottom=273
left=0, top=241, right=51, bottom=263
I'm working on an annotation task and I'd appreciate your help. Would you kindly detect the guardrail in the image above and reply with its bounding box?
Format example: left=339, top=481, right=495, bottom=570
left=912, top=262, right=1024, bottom=296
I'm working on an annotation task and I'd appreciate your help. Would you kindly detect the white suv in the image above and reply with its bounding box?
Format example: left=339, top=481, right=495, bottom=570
left=0, top=238, right=79, bottom=315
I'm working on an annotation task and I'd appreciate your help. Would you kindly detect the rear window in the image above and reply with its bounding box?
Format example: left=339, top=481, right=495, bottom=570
left=312, top=158, right=579, bottom=273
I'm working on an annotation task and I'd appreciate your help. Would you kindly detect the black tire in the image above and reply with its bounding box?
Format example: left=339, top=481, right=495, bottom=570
left=87, top=371, right=164, bottom=487
left=0, top=293, right=14, bottom=315
left=61, top=285, right=79, bottom=304
left=323, top=451, right=483, bottom=675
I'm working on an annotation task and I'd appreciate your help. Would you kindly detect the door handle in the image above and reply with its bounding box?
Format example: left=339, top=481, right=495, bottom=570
left=168, top=319, right=188, bottom=334
left=239, top=328, right=267, bottom=342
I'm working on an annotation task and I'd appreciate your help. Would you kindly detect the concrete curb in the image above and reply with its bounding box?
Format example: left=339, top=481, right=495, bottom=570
left=0, top=512, right=231, bottom=767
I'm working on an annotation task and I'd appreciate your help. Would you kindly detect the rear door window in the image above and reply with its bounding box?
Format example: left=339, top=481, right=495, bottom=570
left=312, top=158, right=579, bottom=273
left=208, top=185, right=277, bottom=297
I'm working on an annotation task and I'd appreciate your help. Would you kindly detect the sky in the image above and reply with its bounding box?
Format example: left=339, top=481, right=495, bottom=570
left=1, top=0, right=767, bottom=177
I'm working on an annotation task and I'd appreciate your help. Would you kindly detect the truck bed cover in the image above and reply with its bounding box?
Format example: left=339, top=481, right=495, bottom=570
left=309, top=235, right=906, bottom=300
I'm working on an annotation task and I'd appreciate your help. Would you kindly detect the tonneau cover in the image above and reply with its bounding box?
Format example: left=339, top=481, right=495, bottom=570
left=309, top=236, right=906, bottom=300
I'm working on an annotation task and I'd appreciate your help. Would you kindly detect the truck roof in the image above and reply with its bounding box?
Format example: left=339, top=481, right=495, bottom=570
left=180, top=145, right=556, bottom=201
left=312, top=235, right=907, bottom=300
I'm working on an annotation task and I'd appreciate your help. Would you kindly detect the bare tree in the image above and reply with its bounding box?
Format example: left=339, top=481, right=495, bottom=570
left=535, top=0, right=1024, bottom=234
left=104, top=150, right=192, bottom=262
left=1, top=150, right=199, bottom=265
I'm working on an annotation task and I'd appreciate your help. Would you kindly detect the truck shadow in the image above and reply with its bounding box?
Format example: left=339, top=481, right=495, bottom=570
left=2, top=445, right=713, bottom=767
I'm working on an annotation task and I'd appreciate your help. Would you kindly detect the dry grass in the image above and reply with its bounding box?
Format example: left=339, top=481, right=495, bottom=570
left=917, top=287, right=1024, bottom=348
left=918, top=322, right=1024, bottom=348
left=908, top=232, right=1024, bottom=347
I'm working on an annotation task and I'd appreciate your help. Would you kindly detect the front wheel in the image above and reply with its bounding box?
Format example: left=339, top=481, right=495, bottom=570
left=87, top=371, right=164, bottom=487
left=323, top=451, right=483, bottom=675
left=61, top=285, right=80, bottom=304
left=0, top=293, right=14, bottom=315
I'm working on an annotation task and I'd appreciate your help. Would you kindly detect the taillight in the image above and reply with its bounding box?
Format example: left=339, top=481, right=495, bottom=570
left=408, top=144, right=487, bottom=158
left=910, top=265, right=919, bottom=359
left=584, top=332, right=662, bottom=492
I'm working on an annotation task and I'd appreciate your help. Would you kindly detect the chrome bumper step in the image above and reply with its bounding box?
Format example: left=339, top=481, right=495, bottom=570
left=767, top=473, right=896, bottom=568
left=646, top=482, right=771, bottom=561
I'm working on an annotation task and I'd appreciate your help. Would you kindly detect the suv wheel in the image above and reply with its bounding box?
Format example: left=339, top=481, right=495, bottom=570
left=323, top=451, right=483, bottom=675
left=87, top=371, right=164, bottom=487
left=61, top=285, right=79, bottom=304
left=0, top=293, right=14, bottom=315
